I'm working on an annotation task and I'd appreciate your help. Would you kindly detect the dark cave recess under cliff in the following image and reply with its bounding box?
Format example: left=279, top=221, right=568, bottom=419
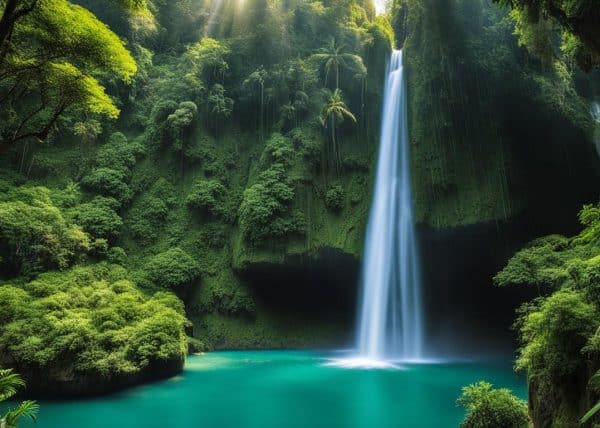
left=234, top=202, right=599, bottom=356
left=237, top=247, right=361, bottom=326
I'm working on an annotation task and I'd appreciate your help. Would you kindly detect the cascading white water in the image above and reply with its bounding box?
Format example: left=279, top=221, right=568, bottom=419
left=352, top=49, right=424, bottom=366
left=592, top=102, right=600, bottom=121
left=592, top=102, right=600, bottom=158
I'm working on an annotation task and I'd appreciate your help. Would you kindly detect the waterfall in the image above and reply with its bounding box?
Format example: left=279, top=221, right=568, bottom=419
left=593, top=102, right=600, bottom=158
left=342, top=49, right=424, bottom=367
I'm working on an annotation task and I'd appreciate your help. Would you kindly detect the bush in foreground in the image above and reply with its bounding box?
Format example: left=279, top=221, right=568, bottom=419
left=0, top=264, right=188, bottom=381
left=457, top=381, right=528, bottom=428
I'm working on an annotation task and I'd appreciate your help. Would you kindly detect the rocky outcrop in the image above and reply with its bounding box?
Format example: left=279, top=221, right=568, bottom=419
left=14, top=357, right=184, bottom=399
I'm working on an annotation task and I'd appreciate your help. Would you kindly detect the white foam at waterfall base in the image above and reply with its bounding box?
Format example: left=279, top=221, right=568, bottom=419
left=333, top=49, right=425, bottom=369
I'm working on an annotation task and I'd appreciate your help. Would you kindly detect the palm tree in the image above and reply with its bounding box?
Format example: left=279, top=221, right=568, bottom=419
left=320, top=89, right=356, bottom=172
left=0, top=369, right=38, bottom=428
left=311, top=38, right=367, bottom=90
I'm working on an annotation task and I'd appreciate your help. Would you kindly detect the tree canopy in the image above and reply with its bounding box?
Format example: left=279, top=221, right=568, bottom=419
left=0, top=0, right=136, bottom=146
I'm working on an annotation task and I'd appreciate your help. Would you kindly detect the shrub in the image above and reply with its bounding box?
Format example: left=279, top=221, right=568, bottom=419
left=575, top=203, right=600, bottom=246
left=496, top=204, right=600, bottom=426
left=0, top=186, right=90, bottom=277
left=457, top=381, right=528, bottom=428
left=198, top=224, right=228, bottom=249
left=127, top=197, right=168, bottom=243
left=325, top=185, right=345, bottom=211
left=81, top=167, right=133, bottom=205
left=151, top=99, right=179, bottom=124
left=516, top=288, right=597, bottom=378
left=493, top=235, right=571, bottom=288
left=289, top=127, right=322, bottom=166
left=269, top=210, right=306, bottom=238
left=182, top=143, right=237, bottom=182
left=81, top=133, right=141, bottom=206
left=207, top=286, right=256, bottom=316
left=0, top=264, right=188, bottom=378
left=144, top=248, right=200, bottom=289
left=186, top=179, right=227, bottom=217
left=167, top=101, right=198, bottom=151
left=89, top=237, right=109, bottom=256
left=70, top=197, right=123, bottom=241
left=263, top=133, right=294, bottom=165
left=50, top=181, right=81, bottom=209
left=126, top=178, right=177, bottom=244
left=96, top=132, right=138, bottom=177
left=238, top=163, right=299, bottom=245
left=106, top=246, right=127, bottom=265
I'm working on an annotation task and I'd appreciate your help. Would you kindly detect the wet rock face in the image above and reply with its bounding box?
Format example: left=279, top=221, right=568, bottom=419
left=402, top=0, right=600, bottom=229
left=528, top=362, right=600, bottom=428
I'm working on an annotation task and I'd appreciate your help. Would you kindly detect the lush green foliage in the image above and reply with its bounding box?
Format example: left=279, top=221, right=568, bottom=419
left=0, top=185, right=90, bottom=277
left=70, top=197, right=123, bottom=241
left=495, top=0, right=600, bottom=70
left=239, top=162, right=305, bottom=245
left=186, top=179, right=227, bottom=218
left=0, top=264, right=188, bottom=377
left=81, top=168, right=133, bottom=204
left=0, top=369, right=38, bottom=428
left=0, top=0, right=466, bottom=393
left=168, top=101, right=198, bottom=150
left=457, top=381, right=528, bottom=428
left=237, top=132, right=314, bottom=246
left=496, top=204, right=600, bottom=425
left=325, top=185, right=345, bottom=212
left=0, top=0, right=596, bottom=407
left=80, top=133, right=142, bottom=206
left=143, top=248, right=200, bottom=290
left=125, top=178, right=177, bottom=244
left=516, top=288, right=597, bottom=377
left=0, top=0, right=136, bottom=146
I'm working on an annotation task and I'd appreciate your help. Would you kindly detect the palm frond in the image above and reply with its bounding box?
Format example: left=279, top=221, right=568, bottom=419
left=311, top=53, right=330, bottom=60
left=0, top=370, right=25, bottom=402
left=580, top=400, right=600, bottom=425
left=2, top=400, right=39, bottom=428
left=589, top=369, right=600, bottom=392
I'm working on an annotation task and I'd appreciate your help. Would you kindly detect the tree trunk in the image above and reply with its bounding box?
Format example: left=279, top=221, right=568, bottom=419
left=0, top=0, right=19, bottom=49
left=330, top=115, right=338, bottom=174
left=0, top=0, right=38, bottom=64
left=2, top=102, right=66, bottom=148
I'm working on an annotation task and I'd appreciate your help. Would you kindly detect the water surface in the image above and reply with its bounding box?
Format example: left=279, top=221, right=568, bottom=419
left=25, top=351, right=526, bottom=428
